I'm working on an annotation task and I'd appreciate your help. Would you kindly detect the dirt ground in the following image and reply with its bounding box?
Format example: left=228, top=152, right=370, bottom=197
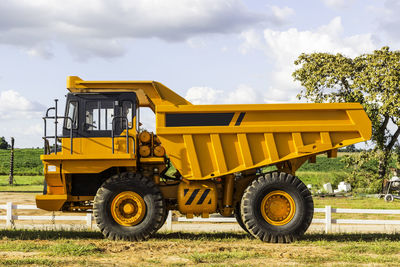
left=0, top=192, right=36, bottom=204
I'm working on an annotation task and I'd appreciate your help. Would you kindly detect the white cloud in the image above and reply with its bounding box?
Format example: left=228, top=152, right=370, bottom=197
left=23, top=124, right=42, bottom=136
left=262, top=16, right=377, bottom=102
left=0, top=90, right=44, bottom=119
left=185, top=86, right=223, bottom=104
left=270, top=6, right=295, bottom=23
left=186, top=37, right=207, bottom=49
left=376, top=0, right=400, bottom=43
left=27, top=43, right=54, bottom=59
left=239, top=29, right=265, bottom=54
left=322, top=0, right=357, bottom=9
left=225, top=84, right=261, bottom=104
left=0, top=90, right=44, bottom=147
left=185, top=84, right=263, bottom=105
left=0, top=0, right=286, bottom=59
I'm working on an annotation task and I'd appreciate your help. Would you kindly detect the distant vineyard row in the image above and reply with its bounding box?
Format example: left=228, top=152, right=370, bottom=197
left=0, top=149, right=43, bottom=175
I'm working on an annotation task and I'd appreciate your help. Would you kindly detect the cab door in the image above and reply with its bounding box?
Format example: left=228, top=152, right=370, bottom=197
left=63, top=92, right=137, bottom=156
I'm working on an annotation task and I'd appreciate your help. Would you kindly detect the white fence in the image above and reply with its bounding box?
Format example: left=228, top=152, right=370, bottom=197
left=313, top=206, right=400, bottom=233
left=0, top=202, right=93, bottom=228
left=1, top=202, right=400, bottom=233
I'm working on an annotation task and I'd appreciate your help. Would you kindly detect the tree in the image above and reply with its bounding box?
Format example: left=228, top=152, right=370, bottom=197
left=0, top=136, right=10, bottom=149
left=339, top=144, right=357, bottom=153
left=293, top=46, right=400, bottom=185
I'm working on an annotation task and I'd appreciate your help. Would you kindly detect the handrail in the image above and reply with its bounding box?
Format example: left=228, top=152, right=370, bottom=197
left=111, top=116, right=130, bottom=154
left=43, top=106, right=55, bottom=155
left=43, top=116, right=74, bottom=155
left=42, top=99, right=74, bottom=155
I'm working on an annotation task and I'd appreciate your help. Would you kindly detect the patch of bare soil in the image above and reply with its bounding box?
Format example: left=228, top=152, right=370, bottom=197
left=0, top=192, right=36, bottom=204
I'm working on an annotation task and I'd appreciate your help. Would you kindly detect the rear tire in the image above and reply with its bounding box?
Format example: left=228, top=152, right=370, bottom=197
left=93, top=172, right=166, bottom=241
left=234, top=202, right=251, bottom=234
left=241, top=171, right=313, bottom=243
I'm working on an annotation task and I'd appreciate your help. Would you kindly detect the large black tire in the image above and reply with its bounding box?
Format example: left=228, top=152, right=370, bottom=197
left=241, top=171, right=313, bottom=243
left=93, top=172, right=166, bottom=241
left=156, top=207, right=169, bottom=231
left=234, top=202, right=251, bottom=234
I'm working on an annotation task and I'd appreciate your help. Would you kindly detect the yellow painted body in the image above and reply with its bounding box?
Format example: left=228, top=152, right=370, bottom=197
left=36, top=76, right=372, bottom=213
left=177, top=180, right=217, bottom=218
left=156, top=103, right=371, bottom=180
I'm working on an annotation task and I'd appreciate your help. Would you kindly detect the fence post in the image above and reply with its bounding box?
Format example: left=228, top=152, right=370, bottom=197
left=8, top=137, right=15, bottom=185
left=325, top=205, right=332, bottom=234
left=86, top=213, right=92, bottom=229
left=6, top=202, right=14, bottom=228
left=166, top=210, right=172, bottom=231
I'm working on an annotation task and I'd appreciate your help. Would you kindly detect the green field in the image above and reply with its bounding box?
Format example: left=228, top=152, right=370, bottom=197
left=0, top=175, right=43, bottom=191
left=0, top=148, right=43, bottom=176
left=0, top=229, right=399, bottom=266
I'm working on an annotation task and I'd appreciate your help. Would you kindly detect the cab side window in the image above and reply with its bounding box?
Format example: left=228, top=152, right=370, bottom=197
left=85, top=101, right=114, bottom=131
left=65, top=101, right=78, bottom=129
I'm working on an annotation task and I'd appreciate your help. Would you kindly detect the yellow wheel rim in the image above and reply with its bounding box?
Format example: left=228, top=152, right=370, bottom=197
left=111, top=191, right=146, bottom=226
left=261, top=190, right=296, bottom=226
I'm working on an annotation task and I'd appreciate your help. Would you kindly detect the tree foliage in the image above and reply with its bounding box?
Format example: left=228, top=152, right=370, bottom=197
left=341, top=151, right=381, bottom=193
left=293, top=46, right=400, bottom=184
left=0, top=136, right=10, bottom=150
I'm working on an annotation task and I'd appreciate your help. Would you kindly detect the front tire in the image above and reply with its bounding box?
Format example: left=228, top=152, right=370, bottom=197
left=93, top=172, right=166, bottom=241
left=241, top=171, right=313, bottom=243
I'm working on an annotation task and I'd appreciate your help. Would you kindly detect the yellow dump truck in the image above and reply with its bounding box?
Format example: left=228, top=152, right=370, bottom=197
left=37, top=76, right=371, bottom=243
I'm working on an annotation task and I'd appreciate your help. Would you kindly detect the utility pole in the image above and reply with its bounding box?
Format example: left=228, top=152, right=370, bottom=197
left=8, top=137, right=14, bottom=185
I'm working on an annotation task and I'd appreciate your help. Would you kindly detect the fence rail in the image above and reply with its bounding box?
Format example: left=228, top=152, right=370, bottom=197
left=1, top=202, right=400, bottom=233
left=0, top=202, right=93, bottom=228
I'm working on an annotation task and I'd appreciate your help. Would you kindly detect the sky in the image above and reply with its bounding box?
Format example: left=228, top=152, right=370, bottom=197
left=0, top=0, right=397, bottom=148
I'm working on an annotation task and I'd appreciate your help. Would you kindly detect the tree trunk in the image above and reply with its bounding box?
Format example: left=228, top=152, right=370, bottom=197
left=378, top=151, right=390, bottom=193
left=379, top=125, right=400, bottom=192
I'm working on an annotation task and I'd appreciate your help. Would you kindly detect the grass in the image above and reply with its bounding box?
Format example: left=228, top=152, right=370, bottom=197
left=1, top=229, right=400, bottom=266
left=0, top=175, right=43, bottom=191
left=0, top=148, right=43, bottom=175
left=0, top=184, right=42, bottom=192
left=187, top=251, right=262, bottom=264
left=0, top=240, right=101, bottom=256
left=313, top=196, right=399, bottom=209
left=0, top=258, right=58, bottom=266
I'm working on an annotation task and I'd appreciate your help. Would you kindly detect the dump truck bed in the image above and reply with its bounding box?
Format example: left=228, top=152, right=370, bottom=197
left=156, top=103, right=371, bottom=180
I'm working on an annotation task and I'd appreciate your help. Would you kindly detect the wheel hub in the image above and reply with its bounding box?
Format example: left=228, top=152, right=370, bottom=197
left=122, top=202, right=135, bottom=214
left=111, top=191, right=146, bottom=226
left=261, top=190, right=296, bottom=226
